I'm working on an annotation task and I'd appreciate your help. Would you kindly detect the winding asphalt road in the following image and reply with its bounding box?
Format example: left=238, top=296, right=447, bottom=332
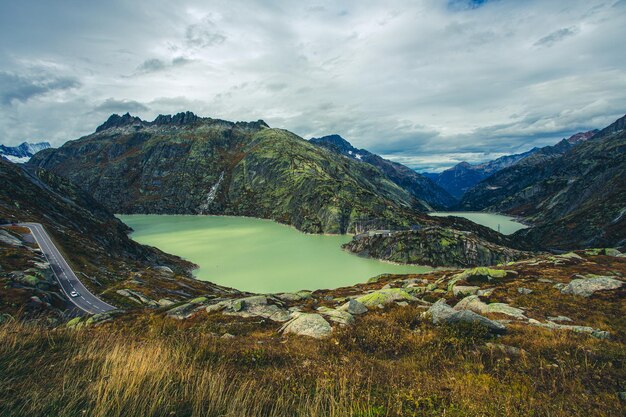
left=19, top=223, right=116, bottom=314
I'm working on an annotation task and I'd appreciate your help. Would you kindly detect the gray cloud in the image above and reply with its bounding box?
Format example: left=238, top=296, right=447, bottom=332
left=185, top=17, right=226, bottom=49
left=135, top=57, right=192, bottom=74
left=534, top=27, right=578, bottom=47
left=0, top=0, right=624, bottom=172
left=93, top=98, right=149, bottom=114
left=0, top=70, right=80, bottom=105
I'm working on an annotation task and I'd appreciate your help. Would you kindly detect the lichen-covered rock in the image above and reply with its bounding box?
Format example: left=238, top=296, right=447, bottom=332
left=280, top=313, right=332, bottom=338
left=561, top=276, right=623, bottom=297
left=316, top=306, right=354, bottom=325
left=452, top=285, right=480, bottom=297
left=339, top=299, right=368, bottom=315
left=355, top=288, right=417, bottom=307
left=448, top=267, right=514, bottom=290
left=454, top=295, right=526, bottom=319
left=216, top=295, right=291, bottom=322
left=426, top=299, right=506, bottom=334
left=116, top=289, right=159, bottom=307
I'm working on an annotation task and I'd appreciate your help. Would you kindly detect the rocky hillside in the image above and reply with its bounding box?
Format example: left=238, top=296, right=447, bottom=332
left=342, top=226, right=533, bottom=268
left=459, top=116, right=626, bottom=249
left=0, top=141, right=51, bottom=163
left=0, top=158, right=237, bottom=317
left=309, top=134, right=456, bottom=209
left=30, top=113, right=431, bottom=234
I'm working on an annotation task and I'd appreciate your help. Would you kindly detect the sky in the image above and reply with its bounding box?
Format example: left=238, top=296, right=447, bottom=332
left=1, top=0, right=625, bottom=172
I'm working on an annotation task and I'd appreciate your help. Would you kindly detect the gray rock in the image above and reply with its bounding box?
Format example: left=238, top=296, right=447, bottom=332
left=485, top=342, right=524, bottom=356
left=454, top=295, right=526, bottom=319
left=527, top=319, right=610, bottom=339
left=517, top=287, right=533, bottom=295
left=426, top=299, right=506, bottom=334
left=452, top=285, right=480, bottom=297
left=316, top=306, right=354, bottom=325
left=355, top=288, right=418, bottom=307
left=154, top=265, right=174, bottom=274
left=275, top=292, right=303, bottom=302
left=221, top=333, right=235, bottom=339
left=157, top=298, right=176, bottom=307
left=561, top=276, right=623, bottom=297
left=339, top=299, right=368, bottom=315
left=220, top=296, right=291, bottom=322
left=547, top=315, right=573, bottom=322
left=280, top=313, right=332, bottom=338
left=166, top=302, right=205, bottom=320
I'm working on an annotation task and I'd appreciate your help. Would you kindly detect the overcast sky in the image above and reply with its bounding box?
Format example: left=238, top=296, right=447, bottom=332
left=1, top=0, right=625, bottom=171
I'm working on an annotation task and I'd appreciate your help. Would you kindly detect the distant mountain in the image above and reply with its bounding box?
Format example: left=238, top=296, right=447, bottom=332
left=0, top=141, right=52, bottom=163
left=29, top=113, right=434, bottom=234
left=424, top=130, right=597, bottom=198
left=459, top=117, right=625, bottom=249
left=309, top=134, right=456, bottom=209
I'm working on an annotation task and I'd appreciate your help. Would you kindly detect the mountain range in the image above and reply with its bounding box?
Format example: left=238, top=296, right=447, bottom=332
left=423, top=130, right=598, bottom=199
left=29, top=112, right=432, bottom=234
left=0, top=141, right=51, bottom=163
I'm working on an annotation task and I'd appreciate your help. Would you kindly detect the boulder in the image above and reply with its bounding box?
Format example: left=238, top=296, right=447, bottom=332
left=454, top=295, right=526, bottom=319
left=426, top=299, right=506, bottom=334
left=561, top=276, right=623, bottom=297
left=280, top=313, right=332, bottom=338
left=452, top=285, right=480, bottom=297
left=219, top=296, right=291, bottom=322
left=338, top=299, right=368, bottom=315
left=316, top=306, right=354, bottom=325
left=517, top=287, right=533, bottom=295
left=355, top=288, right=417, bottom=307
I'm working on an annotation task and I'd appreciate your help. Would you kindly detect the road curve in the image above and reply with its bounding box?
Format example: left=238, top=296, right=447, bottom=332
left=20, top=223, right=116, bottom=314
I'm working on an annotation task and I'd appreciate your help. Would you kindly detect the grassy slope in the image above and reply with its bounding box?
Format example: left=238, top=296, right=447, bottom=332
left=1, top=252, right=624, bottom=417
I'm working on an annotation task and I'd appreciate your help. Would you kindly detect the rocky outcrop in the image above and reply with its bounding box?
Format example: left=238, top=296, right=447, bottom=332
left=560, top=275, right=623, bottom=297
left=343, top=227, right=532, bottom=268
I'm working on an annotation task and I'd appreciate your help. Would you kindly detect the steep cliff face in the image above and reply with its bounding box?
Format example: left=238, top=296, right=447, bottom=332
left=342, top=227, right=533, bottom=268
left=310, top=135, right=456, bottom=209
left=30, top=113, right=426, bottom=234
left=460, top=116, right=626, bottom=249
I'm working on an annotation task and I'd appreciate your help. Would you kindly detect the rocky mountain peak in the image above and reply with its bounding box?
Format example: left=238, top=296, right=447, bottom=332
left=310, top=134, right=359, bottom=154
left=96, top=113, right=144, bottom=132
left=153, top=111, right=199, bottom=126
left=566, top=130, right=598, bottom=144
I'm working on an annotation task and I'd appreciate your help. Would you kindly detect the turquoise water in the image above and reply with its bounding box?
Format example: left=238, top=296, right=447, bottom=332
left=428, top=211, right=527, bottom=235
left=118, top=215, right=431, bottom=293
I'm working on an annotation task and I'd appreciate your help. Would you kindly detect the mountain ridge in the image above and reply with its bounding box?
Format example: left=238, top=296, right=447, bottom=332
left=309, top=134, right=456, bottom=209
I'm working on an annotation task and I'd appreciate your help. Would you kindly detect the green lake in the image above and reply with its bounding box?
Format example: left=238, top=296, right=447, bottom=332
left=118, top=215, right=430, bottom=294
left=428, top=211, right=528, bottom=235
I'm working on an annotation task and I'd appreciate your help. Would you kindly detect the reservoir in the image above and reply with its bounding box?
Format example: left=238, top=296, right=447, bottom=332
left=118, top=215, right=430, bottom=294
left=428, top=211, right=527, bottom=235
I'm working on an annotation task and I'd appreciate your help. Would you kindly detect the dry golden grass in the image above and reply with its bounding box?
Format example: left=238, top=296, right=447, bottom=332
left=1, top=304, right=624, bottom=417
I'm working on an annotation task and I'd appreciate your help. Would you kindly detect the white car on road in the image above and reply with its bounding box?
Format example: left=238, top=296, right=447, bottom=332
left=70, top=290, right=79, bottom=297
